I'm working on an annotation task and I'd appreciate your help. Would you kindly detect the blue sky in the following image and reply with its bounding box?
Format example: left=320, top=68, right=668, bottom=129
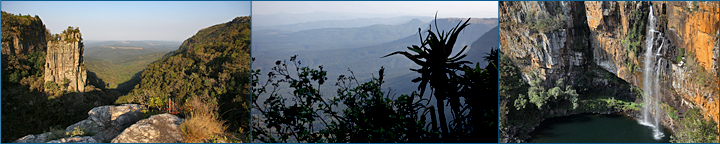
left=2, top=1, right=250, bottom=41
left=254, top=1, right=497, bottom=18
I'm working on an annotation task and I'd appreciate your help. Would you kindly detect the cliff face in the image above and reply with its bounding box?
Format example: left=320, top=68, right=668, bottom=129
left=585, top=1, right=718, bottom=123
left=44, top=29, right=87, bottom=92
left=500, top=1, right=595, bottom=88
left=662, top=1, right=719, bottom=123
left=0, top=12, right=49, bottom=57
left=1, top=12, right=51, bottom=89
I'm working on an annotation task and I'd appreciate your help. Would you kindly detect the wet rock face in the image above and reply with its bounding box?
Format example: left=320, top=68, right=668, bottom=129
left=111, top=113, right=184, bottom=143
left=44, top=31, right=87, bottom=92
left=14, top=104, right=146, bottom=143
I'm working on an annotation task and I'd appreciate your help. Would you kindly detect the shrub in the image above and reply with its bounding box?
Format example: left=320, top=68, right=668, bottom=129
left=671, top=108, right=719, bottom=143
left=676, top=48, right=684, bottom=63
left=45, top=81, right=59, bottom=92
left=65, top=126, right=90, bottom=137
left=45, top=126, right=66, bottom=142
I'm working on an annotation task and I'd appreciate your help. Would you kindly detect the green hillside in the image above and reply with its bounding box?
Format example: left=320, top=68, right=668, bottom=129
left=116, top=16, right=251, bottom=142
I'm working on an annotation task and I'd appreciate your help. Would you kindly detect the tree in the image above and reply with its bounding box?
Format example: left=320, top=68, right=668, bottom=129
left=382, top=14, right=472, bottom=141
left=522, top=74, right=579, bottom=111
left=514, top=94, right=527, bottom=110
left=527, top=73, right=549, bottom=110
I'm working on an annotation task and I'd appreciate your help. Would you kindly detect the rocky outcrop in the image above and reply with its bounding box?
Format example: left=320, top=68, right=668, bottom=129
left=111, top=114, right=184, bottom=143
left=44, top=29, right=87, bottom=92
left=0, top=11, right=49, bottom=57
left=14, top=104, right=146, bottom=143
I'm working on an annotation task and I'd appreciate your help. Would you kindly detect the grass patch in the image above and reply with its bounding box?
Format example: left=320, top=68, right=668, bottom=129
left=180, top=112, right=227, bottom=143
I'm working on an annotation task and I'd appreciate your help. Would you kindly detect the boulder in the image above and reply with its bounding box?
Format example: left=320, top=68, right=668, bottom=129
left=65, top=120, right=102, bottom=136
left=111, top=113, right=184, bottom=143
left=87, top=106, right=111, bottom=128
left=109, top=104, right=145, bottom=130
left=46, top=136, right=98, bottom=143
left=14, top=132, right=50, bottom=143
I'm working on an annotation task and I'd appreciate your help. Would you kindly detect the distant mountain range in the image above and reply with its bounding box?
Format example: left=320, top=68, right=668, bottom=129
left=255, top=16, right=435, bottom=32
left=254, top=18, right=427, bottom=52
left=253, top=11, right=418, bottom=27
left=253, top=17, right=499, bottom=97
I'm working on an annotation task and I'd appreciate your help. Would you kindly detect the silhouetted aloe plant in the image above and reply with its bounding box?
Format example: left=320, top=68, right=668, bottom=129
left=382, top=15, right=472, bottom=141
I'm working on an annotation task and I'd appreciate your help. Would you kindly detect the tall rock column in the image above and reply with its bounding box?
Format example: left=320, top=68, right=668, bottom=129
left=44, top=28, right=86, bottom=93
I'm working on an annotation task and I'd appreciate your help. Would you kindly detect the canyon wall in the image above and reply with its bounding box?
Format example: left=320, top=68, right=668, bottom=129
left=585, top=1, right=718, bottom=123
left=500, top=1, right=718, bottom=125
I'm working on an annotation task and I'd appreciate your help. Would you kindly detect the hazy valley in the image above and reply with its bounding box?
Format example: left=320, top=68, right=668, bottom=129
left=251, top=8, right=499, bottom=142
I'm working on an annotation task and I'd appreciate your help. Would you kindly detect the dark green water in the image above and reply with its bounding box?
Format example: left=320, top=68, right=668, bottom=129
left=528, top=113, right=671, bottom=143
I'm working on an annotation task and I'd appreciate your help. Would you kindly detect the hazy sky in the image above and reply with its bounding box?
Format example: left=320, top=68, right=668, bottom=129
left=2, top=1, right=250, bottom=41
left=253, top=1, right=498, bottom=18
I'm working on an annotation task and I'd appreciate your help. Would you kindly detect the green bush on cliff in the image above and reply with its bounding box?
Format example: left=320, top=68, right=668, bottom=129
left=670, top=108, right=719, bottom=143
left=676, top=48, right=684, bottom=63
left=623, top=6, right=648, bottom=73
left=523, top=73, right=578, bottom=110
left=534, top=14, right=567, bottom=33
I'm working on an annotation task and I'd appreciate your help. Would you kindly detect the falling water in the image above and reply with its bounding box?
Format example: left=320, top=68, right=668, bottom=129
left=640, top=4, right=665, bottom=140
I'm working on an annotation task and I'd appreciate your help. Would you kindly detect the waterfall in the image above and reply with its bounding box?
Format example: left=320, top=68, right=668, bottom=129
left=639, top=4, right=665, bottom=140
